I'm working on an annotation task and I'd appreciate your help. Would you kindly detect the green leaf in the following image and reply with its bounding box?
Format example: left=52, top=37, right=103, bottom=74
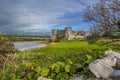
left=41, top=68, right=50, bottom=77
left=35, top=66, right=41, bottom=73
left=70, top=67, right=76, bottom=74
left=50, top=73, right=56, bottom=78
left=35, top=73, right=40, bottom=79
left=86, top=55, right=92, bottom=60
left=50, top=64, right=56, bottom=71
left=76, top=63, right=83, bottom=68
left=65, top=65, right=71, bottom=73
left=11, top=74, right=19, bottom=80
left=68, top=59, right=73, bottom=65
left=55, top=72, right=68, bottom=80
left=108, top=48, right=112, bottom=50
left=56, top=62, right=65, bottom=68
left=55, top=64, right=61, bottom=73
left=27, top=73, right=32, bottom=79
left=86, top=55, right=92, bottom=63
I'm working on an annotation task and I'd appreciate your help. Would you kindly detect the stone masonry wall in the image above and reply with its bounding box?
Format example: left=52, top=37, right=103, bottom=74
left=51, top=26, right=87, bottom=41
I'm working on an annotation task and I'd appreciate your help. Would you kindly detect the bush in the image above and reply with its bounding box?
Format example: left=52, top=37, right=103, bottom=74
left=86, top=34, right=101, bottom=44
left=0, top=33, right=17, bottom=63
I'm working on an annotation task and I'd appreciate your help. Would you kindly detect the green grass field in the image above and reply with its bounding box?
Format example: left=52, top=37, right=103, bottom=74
left=5, top=35, right=50, bottom=41
left=15, top=40, right=119, bottom=68
left=1, top=40, right=120, bottom=80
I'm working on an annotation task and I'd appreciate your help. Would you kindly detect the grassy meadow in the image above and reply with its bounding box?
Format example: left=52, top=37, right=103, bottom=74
left=5, top=35, right=50, bottom=41
left=1, top=40, right=120, bottom=80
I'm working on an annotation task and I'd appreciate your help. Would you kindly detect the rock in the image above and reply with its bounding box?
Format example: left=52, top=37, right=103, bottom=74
left=111, top=70, right=120, bottom=80
left=105, top=51, right=120, bottom=69
left=68, top=75, right=84, bottom=80
left=89, top=51, right=120, bottom=79
left=67, top=75, right=84, bottom=80
left=37, top=77, right=52, bottom=80
left=101, top=56, right=117, bottom=67
left=105, top=51, right=120, bottom=61
left=86, top=78, right=99, bottom=80
left=116, top=62, right=120, bottom=69
left=89, top=59, right=114, bottom=79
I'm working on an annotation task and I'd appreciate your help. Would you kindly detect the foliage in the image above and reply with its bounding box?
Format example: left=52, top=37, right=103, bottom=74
left=84, top=0, right=120, bottom=38
left=0, top=34, right=16, bottom=55
left=1, top=40, right=120, bottom=80
left=0, top=34, right=16, bottom=64
left=86, top=34, right=101, bottom=43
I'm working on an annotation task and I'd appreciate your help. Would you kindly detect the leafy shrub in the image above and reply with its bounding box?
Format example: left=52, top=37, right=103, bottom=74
left=18, top=60, right=74, bottom=80
left=0, top=34, right=16, bottom=56
left=1, top=52, right=105, bottom=80
left=0, top=33, right=17, bottom=71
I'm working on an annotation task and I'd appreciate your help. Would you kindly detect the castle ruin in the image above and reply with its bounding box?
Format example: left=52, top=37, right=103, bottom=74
left=51, top=26, right=87, bottom=41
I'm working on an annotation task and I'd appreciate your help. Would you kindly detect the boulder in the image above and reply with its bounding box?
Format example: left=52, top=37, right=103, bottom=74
left=37, top=77, right=52, bottom=80
left=86, top=78, right=99, bottom=80
left=89, top=51, right=120, bottom=79
left=101, top=56, right=117, bottom=67
left=68, top=75, right=84, bottom=80
left=111, top=70, right=120, bottom=80
left=105, top=51, right=120, bottom=61
left=89, top=59, right=114, bottom=79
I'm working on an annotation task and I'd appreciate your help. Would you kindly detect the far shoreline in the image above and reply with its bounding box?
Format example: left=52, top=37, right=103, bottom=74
left=13, top=41, right=47, bottom=51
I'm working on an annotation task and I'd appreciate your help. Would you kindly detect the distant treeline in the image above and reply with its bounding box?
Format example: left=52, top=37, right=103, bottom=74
left=5, top=34, right=50, bottom=41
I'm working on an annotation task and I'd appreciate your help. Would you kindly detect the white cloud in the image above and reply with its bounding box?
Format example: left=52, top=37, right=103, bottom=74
left=0, top=0, right=96, bottom=34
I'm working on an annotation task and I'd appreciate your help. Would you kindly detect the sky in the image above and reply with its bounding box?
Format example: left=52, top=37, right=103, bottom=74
left=0, top=0, right=96, bottom=35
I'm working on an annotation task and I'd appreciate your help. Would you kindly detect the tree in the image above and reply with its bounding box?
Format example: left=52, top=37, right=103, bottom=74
left=84, top=0, right=120, bottom=38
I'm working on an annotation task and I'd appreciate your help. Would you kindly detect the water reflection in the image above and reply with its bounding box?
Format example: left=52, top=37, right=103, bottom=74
left=13, top=41, right=46, bottom=51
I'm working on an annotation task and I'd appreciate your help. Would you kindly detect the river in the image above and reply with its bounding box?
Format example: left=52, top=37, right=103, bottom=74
left=13, top=41, right=47, bottom=51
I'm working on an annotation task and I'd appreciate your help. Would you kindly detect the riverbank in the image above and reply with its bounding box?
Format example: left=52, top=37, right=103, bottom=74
left=1, top=40, right=120, bottom=80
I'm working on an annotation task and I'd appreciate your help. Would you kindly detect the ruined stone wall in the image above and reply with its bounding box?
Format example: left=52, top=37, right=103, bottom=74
left=51, top=29, right=65, bottom=41
left=51, top=26, right=87, bottom=41
left=56, top=30, right=65, bottom=39
left=65, top=26, right=74, bottom=40
left=51, top=29, right=58, bottom=41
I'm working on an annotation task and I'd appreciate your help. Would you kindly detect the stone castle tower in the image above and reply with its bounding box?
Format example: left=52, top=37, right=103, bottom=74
left=51, top=26, right=87, bottom=41
left=65, top=26, right=74, bottom=40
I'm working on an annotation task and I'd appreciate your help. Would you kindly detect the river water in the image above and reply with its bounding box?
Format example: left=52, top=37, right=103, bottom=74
left=13, top=41, right=47, bottom=51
